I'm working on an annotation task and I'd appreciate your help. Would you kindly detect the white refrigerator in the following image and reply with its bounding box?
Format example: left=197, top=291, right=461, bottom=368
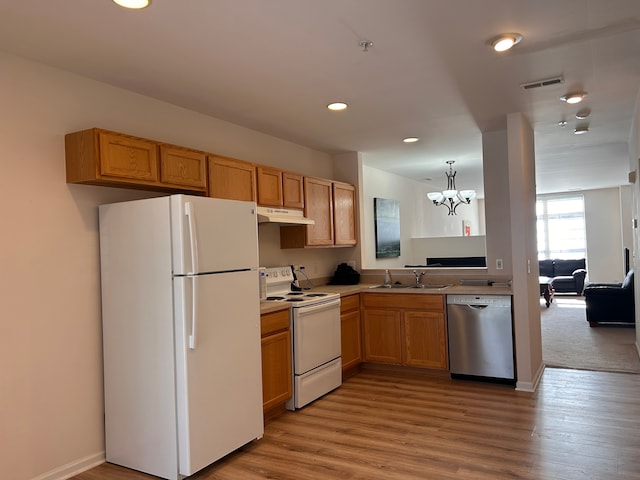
left=99, top=194, right=263, bottom=480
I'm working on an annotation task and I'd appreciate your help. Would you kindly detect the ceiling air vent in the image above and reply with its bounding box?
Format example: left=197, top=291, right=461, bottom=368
left=520, top=76, right=564, bottom=91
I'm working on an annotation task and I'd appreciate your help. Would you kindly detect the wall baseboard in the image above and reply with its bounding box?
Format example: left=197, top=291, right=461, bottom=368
left=515, top=362, right=545, bottom=392
left=31, top=452, right=104, bottom=480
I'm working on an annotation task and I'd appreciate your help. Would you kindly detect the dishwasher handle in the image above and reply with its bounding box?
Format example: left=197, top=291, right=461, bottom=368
left=467, top=304, right=489, bottom=310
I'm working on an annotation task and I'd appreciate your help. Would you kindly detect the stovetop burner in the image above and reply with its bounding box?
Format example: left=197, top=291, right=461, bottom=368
left=260, top=266, right=340, bottom=307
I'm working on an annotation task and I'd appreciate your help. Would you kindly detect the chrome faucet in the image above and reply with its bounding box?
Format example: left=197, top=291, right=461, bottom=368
left=412, top=270, right=425, bottom=286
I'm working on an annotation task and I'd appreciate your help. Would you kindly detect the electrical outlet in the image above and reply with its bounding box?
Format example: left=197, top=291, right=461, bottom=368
left=347, top=260, right=356, bottom=269
left=496, top=258, right=503, bottom=270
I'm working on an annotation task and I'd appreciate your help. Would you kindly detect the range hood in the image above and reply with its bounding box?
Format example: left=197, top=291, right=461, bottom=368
left=256, top=206, right=315, bottom=225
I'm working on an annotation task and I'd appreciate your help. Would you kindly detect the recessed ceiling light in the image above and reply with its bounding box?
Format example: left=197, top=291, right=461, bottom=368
left=403, top=137, right=419, bottom=143
left=560, top=92, right=587, bottom=104
left=558, top=120, right=567, bottom=127
left=574, top=125, right=589, bottom=135
left=575, top=108, right=591, bottom=119
left=327, top=102, right=348, bottom=111
left=489, top=33, right=522, bottom=52
left=113, top=0, right=151, bottom=8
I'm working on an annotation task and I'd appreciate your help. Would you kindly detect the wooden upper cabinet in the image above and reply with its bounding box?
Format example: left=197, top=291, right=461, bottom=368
left=257, top=166, right=304, bottom=209
left=256, top=166, right=283, bottom=207
left=282, top=172, right=304, bottom=209
left=280, top=176, right=357, bottom=248
left=208, top=155, right=256, bottom=202
left=303, top=176, right=335, bottom=246
left=65, top=128, right=207, bottom=193
left=159, top=145, right=207, bottom=191
left=333, top=181, right=357, bottom=246
left=66, top=128, right=160, bottom=188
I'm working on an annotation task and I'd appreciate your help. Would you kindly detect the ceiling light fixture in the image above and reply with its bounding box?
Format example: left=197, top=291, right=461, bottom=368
left=489, top=33, right=522, bottom=52
left=113, top=0, right=151, bottom=8
left=359, top=40, right=374, bottom=52
left=574, top=125, right=589, bottom=135
left=403, top=137, right=419, bottom=143
left=427, top=161, right=476, bottom=216
left=560, top=92, right=587, bottom=104
left=575, top=108, right=591, bottom=119
left=327, top=102, right=348, bottom=111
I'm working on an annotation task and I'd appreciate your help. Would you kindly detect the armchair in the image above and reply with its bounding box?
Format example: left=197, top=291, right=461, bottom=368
left=584, top=269, right=635, bottom=327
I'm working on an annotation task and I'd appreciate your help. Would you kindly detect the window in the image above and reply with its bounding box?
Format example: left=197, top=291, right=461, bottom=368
left=537, top=195, right=586, bottom=260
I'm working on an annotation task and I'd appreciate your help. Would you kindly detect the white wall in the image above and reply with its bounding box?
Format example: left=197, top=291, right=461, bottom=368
left=583, top=188, right=627, bottom=282
left=0, top=52, right=345, bottom=480
left=411, top=236, right=486, bottom=262
left=629, top=90, right=640, bottom=351
left=361, top=164, right=483, bottom=268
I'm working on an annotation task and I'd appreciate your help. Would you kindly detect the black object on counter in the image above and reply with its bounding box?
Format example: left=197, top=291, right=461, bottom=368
left=329, top=263, right=360, bottom=285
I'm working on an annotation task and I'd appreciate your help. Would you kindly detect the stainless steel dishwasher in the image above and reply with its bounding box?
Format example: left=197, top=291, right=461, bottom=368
left=447, top=295, right=515, bottom=384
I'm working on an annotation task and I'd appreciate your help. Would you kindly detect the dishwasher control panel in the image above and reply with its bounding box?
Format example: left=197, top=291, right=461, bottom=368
left=447, top=295, right=511, bottom=306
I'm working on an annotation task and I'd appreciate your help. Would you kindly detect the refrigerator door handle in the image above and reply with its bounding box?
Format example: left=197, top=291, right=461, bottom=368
left=188, top=276, right=197, bottom=349
left=185, top=201, right=199, bottom=275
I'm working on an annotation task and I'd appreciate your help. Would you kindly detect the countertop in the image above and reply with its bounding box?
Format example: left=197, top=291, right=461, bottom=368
left=259, top=283, right=512, bottom=314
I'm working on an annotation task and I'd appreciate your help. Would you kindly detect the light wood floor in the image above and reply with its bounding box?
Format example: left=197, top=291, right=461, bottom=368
left=73, top=367, right=640, bottom=480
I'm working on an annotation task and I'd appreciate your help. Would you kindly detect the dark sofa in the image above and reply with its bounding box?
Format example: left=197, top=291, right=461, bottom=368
left=584, top=269, right=635, bottom=327
left=539, top=259, right=587, bottom=295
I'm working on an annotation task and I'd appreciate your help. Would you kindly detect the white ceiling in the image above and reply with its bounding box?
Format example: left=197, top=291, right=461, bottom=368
left=2, top=0, right=639, bottom=196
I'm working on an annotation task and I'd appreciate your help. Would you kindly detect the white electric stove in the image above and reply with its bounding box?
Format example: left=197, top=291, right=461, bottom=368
left=260, top=266, right=342, bottom=410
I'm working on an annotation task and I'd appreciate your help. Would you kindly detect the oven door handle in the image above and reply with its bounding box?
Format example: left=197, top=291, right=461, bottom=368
left=295, top=298, right=341, bottom=316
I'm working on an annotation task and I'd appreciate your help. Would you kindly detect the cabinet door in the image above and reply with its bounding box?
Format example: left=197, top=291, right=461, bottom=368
left=208, top=156, right=256, bottom=201
left=261, top=330, right=292, bottom=412
left=98, top=131, right=159, bottom=182
left=341, top=309, right=362, bottom=372
left=282, top=172, right=304, bottom=209
left=403, top=311, right=448, bottom=369
left=333, top=182, right=357, bottom=246
left=304, top=177, right=334, bottom=246
left=362, top=309, right=402, bottom=364
left=256, top=166, right=283, bottom=207
left=159, top=145, right=207, bottom=191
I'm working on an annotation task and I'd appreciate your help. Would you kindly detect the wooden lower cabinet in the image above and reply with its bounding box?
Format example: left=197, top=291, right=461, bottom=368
left=362, top=309, right=402, bottom=364
left=340, top=294, right=362, bottom=376
left=403, top=310, right=448, bottom=369
left=362, top=293, right=448, bottom=370
left=260, top=309, right=292, bottom=415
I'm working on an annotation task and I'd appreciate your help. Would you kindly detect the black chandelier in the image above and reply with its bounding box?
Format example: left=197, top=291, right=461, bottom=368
left=426, top=161, right=476, bottom=215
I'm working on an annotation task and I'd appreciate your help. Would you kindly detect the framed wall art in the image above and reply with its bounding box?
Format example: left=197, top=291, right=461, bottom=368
left=374, top=197, right=400, bottom=258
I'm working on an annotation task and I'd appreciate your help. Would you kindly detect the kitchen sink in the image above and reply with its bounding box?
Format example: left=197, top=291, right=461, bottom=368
left=407, top=284, right=452, bottom=289
left=369, top=284, right=409, bottom=289
left=370, top=284, right=452, bottom=290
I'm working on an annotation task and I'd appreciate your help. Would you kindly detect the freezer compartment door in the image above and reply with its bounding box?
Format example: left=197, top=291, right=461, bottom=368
left=173, top=270, right=264, bottom=476
left=171, top=195, right=259, bottom=275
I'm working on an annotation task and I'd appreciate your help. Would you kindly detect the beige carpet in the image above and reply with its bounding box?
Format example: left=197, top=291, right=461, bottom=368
left=541, top=295, right=640, bottom=373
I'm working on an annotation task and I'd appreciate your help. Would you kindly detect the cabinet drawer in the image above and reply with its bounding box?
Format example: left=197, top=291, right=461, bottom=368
left=261, top=309, right=290, bottom=336
left=340, top=293, right=360, bottom=313
left=362, top=293, right=444, bottom=311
